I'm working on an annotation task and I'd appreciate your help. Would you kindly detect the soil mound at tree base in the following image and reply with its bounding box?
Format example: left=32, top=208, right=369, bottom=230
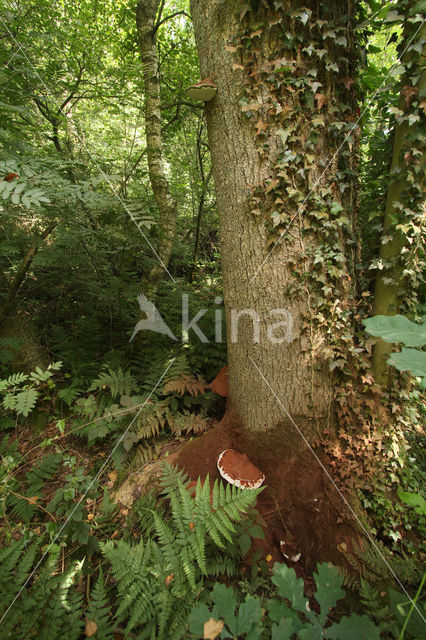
left=176, top=412, right=361, bottom=572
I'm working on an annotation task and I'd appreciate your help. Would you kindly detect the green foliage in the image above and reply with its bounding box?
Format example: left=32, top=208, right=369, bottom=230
left=88, top=366, right=138, bottom=399
left=364, top=315, right=426, bottom=386
left=6, top=452, right=62, bottom=522
left=189, top=562, right=380, bottom=640
left=85, top=569, right=114, bottom=640
left=101, top=464, right=261, bottom=638
left=0, top=536, right=84, bottom=639
left=398, top=490, right=426, bottom=516
left=0, top=362, right=62, bottom=420
left=363, top=315, right=426, bottom=348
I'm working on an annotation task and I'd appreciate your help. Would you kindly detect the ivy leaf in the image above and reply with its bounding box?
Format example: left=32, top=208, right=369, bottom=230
left=325, top=614, right=380, bottom=639
left=313, top=563, right=345, bottom=625
left=363, top=315, right=426, bottom=347
left=335, top=36, right=347, bottom=46
left=276, top=128, right=291, bottom=146
left=315, top=94, right=327, bottom=110
left=390, top=64, right=405, bottom=76
left=330, top=201, right=343, bottom=215
left=297, top=10, right=311, bottom=26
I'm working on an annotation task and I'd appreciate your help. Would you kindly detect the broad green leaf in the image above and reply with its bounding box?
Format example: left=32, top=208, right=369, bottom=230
left=239, top=531, right=251, bottom=556
left=271, top=563, right=308, bottom=613
left=313, top=563, right=345, bottom=625
left=247, top=524, right=264, bottom=539
left=236, top=597, right=262, bottom=638
left=267, top=598, right=304, bottom=633
left=299, top=623, right=323, bottom=640
left=210, top=583, right=237, bottom=633
left=363, top=315, right=426, bottom=347
left=188, top=604, right=211, bottom=635
left=398, top=490, right=426, bottom=516
left=388, top=348, right=426, bottom=379
left=325, top=614, right=380, bottom=639
left=272, top=618, right=294, bottom=640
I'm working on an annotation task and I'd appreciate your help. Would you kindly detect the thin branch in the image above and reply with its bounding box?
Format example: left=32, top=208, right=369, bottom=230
left=155, top=11, right=191, bottom=32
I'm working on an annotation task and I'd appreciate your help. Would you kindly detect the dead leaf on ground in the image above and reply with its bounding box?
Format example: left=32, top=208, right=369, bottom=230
left=203, top=618, right=224, bottom=640
left=85, top=618, right=98, bottom=637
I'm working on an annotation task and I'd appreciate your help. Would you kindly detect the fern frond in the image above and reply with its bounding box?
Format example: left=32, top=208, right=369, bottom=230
left=163, top=374, right=208, bottom=397
left=86, top=569, right=114, bottom=640
left=89, top=367, right=138, bottom=398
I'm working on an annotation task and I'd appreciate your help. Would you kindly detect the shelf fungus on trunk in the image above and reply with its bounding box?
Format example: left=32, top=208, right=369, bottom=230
left=217, top=449, right=265, bottom=489
left=186, top=79, right=217, bottom=102
left=210, top=365, right=228, bottom=397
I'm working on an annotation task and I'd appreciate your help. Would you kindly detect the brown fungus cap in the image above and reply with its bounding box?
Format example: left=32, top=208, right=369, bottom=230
left=217, top=449, right=265, bottom=489
left=211, top=365, right=228, bottom=397
left=187, top=79, right=217, bottom=102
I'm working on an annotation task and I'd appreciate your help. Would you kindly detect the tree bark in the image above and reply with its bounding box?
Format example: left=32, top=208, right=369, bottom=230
left=136, top=0, right=178, bottom=297
left=190, top=0, right=359, bottom=450
left=372, top=19, right=426, bottom=384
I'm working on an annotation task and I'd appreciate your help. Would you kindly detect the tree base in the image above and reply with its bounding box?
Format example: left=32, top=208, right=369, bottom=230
left=175, top=412, right=363, bottom=572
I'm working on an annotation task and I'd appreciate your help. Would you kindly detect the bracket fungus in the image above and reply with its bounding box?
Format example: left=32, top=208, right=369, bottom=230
left=210, top=365, right=228, bottom=397
left=186, top=79, right=217, bottom=102
left=217, top=449, right=265, bottom=489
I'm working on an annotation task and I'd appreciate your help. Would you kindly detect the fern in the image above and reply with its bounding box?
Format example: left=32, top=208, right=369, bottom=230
left=0, top=537, right=85, bottom=639
left=141, top=354, right=191, bottom=393
left=340, top=538, right=423, bottom=588
left=7, top=452, right=62, bottom=522
left=163, top=374, right=208, bottom=397
left=85, top=569, right=114, bottom=640
left=130, top=441, right=163, bottom=467
left=89, top=366, right=138, bottom=398
left=101, top=464, right=259, bottom=639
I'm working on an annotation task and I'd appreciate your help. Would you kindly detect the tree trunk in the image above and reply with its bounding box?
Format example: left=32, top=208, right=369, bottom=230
left=190, top=0, right=359, bottom=450
left=136, top=0, right=178, bottom=298
left=372, top=18, right=426, bottom=384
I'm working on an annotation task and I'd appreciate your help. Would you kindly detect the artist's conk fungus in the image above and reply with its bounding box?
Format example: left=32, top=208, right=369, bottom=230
left=187, top=79, right=217, bottom=102
left=217, top=449, right=265, bottom=489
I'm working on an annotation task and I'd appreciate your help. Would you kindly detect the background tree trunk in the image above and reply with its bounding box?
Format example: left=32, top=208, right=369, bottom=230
left=372, top=19, right=426, bottom=384
left=136, top=0, right=178, bottom=298
left=190, top=0, right=359, bottom=450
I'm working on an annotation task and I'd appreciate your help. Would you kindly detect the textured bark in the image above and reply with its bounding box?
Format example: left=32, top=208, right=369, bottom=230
left=190, top=0, right=358, bottom=448
left=136, top=0, right=178, bottom=296
left=372, top=20, right=426, bottom=384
